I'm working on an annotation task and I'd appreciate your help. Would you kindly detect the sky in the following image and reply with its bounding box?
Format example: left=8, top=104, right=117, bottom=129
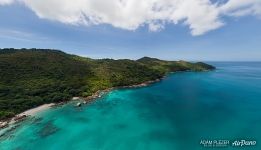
left=0, top=0, right=261, bottom=61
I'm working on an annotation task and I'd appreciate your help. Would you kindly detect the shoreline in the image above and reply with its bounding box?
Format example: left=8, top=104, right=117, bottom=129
left=0, top=69, right=213, bottom=129
left=0, top=77, right=164, bottom=129
left=83, top=78, right=163, bottom=102
left=0, top=103, right=55, bottom=129
left=18, top=103, right=55, bottom=117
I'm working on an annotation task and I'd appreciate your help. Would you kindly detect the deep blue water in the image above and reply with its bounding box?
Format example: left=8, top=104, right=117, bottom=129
left=0, top=62, right=261, bottom=150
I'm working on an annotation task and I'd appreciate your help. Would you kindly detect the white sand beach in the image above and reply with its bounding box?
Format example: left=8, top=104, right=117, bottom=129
left=17, top=103, right=55, bottom=117
left=0, top=103, right=55, bottom=128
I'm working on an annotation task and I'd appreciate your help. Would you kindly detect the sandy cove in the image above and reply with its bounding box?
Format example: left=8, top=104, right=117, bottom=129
left=18, top=103, right=55, bottom=117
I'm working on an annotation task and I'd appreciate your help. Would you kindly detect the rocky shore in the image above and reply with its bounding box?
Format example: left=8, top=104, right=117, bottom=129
left=83, top=78, right=162, bottom=102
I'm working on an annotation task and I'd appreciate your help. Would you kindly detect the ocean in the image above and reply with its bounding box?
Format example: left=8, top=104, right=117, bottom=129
left=1, top=62, right=261, bottom=150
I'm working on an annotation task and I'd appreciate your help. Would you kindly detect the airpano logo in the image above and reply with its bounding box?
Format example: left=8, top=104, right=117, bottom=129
left=232, top=140, right=256, bottom=147
left=200, top=139, right=257, bottom=148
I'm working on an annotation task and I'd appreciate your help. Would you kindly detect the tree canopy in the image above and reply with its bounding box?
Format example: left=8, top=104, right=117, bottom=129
left=0, top=49, right=215, bottom=120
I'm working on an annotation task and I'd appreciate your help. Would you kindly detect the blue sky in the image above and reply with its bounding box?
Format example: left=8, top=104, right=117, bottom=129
left=0, top=1, right=261, bottom=61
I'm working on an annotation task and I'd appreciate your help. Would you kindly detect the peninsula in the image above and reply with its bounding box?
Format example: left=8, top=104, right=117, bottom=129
left=0, top=48, right=215, bottom=120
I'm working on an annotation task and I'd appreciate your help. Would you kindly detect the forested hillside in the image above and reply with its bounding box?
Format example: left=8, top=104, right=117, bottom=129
left=0, top=49, right=215, bottom=120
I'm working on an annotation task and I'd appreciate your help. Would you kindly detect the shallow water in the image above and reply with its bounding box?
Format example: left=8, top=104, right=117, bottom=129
left=1, top=62, right=261, bottom=150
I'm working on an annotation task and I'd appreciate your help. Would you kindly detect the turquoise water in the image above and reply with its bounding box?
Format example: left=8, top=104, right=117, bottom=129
left=1, top=62, right=261, bottom=150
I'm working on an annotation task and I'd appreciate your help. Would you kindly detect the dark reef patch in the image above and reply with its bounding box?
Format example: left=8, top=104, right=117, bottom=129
left=37, top=120, right=59, bottom=138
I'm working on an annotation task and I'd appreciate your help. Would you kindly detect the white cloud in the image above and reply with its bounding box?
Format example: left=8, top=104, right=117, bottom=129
left=0, top=0, right=14, bottom=5
left=219, top=0, right=261, bottom=17
left=18, top=0, right=223, bottom=36
left=0, top=29, right=49, bottom=42
left=2, top=0, right=261, bottom=35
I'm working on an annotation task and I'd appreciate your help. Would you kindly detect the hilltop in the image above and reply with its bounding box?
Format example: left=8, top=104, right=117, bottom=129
left=0, top=49, right=215, bottom=120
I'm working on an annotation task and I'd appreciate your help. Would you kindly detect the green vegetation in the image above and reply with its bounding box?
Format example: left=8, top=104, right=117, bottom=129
left=0, top=49, right=215, bottom=120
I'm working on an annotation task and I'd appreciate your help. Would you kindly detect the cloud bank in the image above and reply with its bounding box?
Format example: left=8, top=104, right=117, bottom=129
left=1, top=0, right=260, bottom=35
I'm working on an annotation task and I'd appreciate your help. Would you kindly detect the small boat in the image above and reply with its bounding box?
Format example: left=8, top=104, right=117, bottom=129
left=76, top=102, right=82, bottom=107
